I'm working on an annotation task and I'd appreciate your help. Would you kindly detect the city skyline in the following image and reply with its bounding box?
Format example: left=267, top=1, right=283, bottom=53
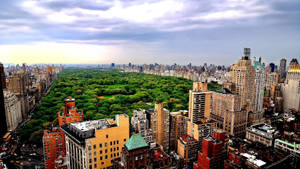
left=1, top=0, right=300, bottom=65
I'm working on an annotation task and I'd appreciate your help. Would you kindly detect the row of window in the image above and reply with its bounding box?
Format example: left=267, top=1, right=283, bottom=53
left=88, top=138, right=127, bottom=150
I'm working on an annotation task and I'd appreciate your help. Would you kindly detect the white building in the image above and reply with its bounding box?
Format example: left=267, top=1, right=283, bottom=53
left=252, top=59, right=265, bottom=113
left=281, top=65, right=300, bottom=111
left=4, top=91, right=22, bottom=130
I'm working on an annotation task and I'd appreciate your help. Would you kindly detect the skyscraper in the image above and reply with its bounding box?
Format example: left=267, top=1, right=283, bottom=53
left=280, top=58, right=287, bottom=80
left=188, top=82, right=212, bottom=123
left=151, top=103, right=170, bottom=152
left=281, top=63, right=300, bottom=111
left=252, top=58, right=265, bottom=113
left=0, top=63, right=7, bottom=137
left=228, top=48, right=256, bottom=112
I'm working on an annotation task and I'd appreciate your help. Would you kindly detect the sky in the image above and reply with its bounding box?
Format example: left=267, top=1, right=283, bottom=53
left=0, top=0, right=299, bottom=65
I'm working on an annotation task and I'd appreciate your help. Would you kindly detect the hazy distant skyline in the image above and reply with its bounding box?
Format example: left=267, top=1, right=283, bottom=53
left=0, top=0, right=299, bottom=65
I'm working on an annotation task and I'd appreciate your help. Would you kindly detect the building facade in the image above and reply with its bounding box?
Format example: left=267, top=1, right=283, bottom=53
left=281, top=64, right=300, bottom=111
left=3, top=91, right=22, bottom=130
left=169, top=110, right=188, bottom=152
left=177, top=134, right=198, bottom=167
left=246, top=123, right=279, bottom=147
left=0, top=63, right=7, bottom=136
left=62, top=114, right=129, bottom=169
left=131, top=109, right=152, bottom=144
left=193, top=129, right=226, bottom=169
left=151, top=103, right=170, bottom=152
left=228, top=48, right=256, bottom=112
left=211, top=90, right=247, bottom=137
left=252, top=60, right=265, bottom=113
left=188, top=82, right=212, bottom=123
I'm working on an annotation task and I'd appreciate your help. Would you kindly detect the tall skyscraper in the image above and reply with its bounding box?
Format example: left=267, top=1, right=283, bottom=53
left=280, top=58, right=287, bottom=80
left=188, top=82, right=212, bottom=123
left=0, top=63, right=7, bottom=137
left=151, top=103, right=170, bottom=152
left=281, top=63, right=300, bottom=111
left=252, top=58, right=265, bottom=113
left=228, top=48, right=256, bottom=112
left=43, top=98, right=83, bottom=169
left=62, top=114, right=129, bottom=169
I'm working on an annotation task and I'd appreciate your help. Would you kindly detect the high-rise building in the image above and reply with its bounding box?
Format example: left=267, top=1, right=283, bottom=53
left=62, top=114, right=129, bottom=169
left=131, top=109, right=152, bottom=144
left=188, top=82, right=212, bottom=123
left=281, top=63, right=300, bottom=111
left=0, top=63, right=6, bottom=89
left=3, top=91, right=22, bottom=131
left=211, top=89, right=247, bottom=137
left=43, top=98, right=83, bottom=169
left=228, top=48, right=256, bottom=111
left=151, top=103, right=170, bottom=152
left=0, top=63, right=7, bottom=137
left=252, top=58, right=265, bottom=113
left=169, top=110, right=188, bottom=152
left=280, top=58, right=287, bottom=81
left=193, top=129, right=226, bottom=169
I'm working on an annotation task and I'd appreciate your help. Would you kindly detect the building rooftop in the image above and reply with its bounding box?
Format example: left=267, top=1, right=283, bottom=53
left=125, top=133, right=149, bottom=151
left=247, top=123, right=279, bottom=139
left=181, top=134, right=197, bottom=143
left=241, top=153, right=266, bottom=167
left=70, top=119, right=111, bottom=132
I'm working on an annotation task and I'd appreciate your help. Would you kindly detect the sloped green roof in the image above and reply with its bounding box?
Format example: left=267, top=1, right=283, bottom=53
left=125, top=133, right=148, bottom=151
left=252, top=61, right=264, bottom=71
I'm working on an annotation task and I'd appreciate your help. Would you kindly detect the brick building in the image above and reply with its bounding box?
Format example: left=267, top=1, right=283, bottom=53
left=43, top=97, right=83, bottom=169
left=177, top=134, right=198, bottom=167
left=193, top=129, right=226, bottom=169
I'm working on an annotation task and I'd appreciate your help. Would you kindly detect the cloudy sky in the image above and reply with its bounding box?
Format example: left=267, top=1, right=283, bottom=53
left=0, top=0, right=299, bottom=65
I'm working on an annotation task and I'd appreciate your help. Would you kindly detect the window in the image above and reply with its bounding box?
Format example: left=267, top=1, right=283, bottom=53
left=94, top=164, right=97, bottom=168
left=101, top=162, right=104, bottom=165
left=93, top=145, right=96, bottom=149
left=110, top=141, right=112, bottom=146
left=124, top=138, right=126, bottom=142
left=100, top=156, right=102, bottom=160
left=105, top=143, right=107, bottom=147
left=89, top=159, right=92, bottom=163
left=94, top=152, right=96, bottom=156
left=113, top=141, right=115, bottom=145
left=88, top=146, right=91, bottom=150
left=117, top=140, right=119, bottom=144
left=106, top=134, right=109, bottom=138
left=110, top=148, right=112, bottom=152
left=105, top=149, right=107, bottom=153
left=100, top=150, right=102, bottom=154
left=105, top=155, right=108, bottom=159
left=94, top=158, right=97, bottom=162
left=99, top=144, right=102, bottom=148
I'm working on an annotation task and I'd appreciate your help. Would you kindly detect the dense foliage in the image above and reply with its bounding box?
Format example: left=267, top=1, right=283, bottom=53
left=18, top=68, right=220, bottom=144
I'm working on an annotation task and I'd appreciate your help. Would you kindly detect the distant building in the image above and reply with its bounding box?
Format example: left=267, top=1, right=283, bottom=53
left=169, top=110, right=188, bottom=152
left=43, top=98, right=83, bottom=169
left=265, top=72, right=280, bottom=91
left=62, top=114, right=129, bottom=169
left=188, top=82, right=212, bottom=123
left=228, top=48, right=256, bottom=112
left=281, top=64, right=300, bottom=111
left=246, top=123, right=280, bottom=147
left=177, top=134, right=198, bottom=167
left=151, top=103, right=170, bottom=152
left=131, top=109, right=152, bottom=144
left=193, top=129, right=226, bottom=169
left=211, top=89, right=248, bottom=137
left=280, top=58, right=287, bottom=81
left=274, top=139, right=300, bottom=155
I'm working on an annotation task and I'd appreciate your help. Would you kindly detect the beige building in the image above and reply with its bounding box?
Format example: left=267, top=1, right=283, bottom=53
left=3, top=91, right=22, bottom=130
left=281, top=64, right=300, bottom=111
left=228, top=49, right=255, bottom=112
left=151, top=103, right=170, bottom=152
left=211, top=90, right=248, bottom=137
left=170, top=110, right=188, bottom=152
left=265, top=72, right=280, bottom=90
left=62, top=114, right=129, bottom=169
left=131, top=109, right=152, bottom=144
left=188, top=82, right=212, bottom=123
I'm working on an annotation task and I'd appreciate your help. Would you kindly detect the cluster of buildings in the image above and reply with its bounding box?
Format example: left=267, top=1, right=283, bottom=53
left=0, top=63, right=62, bottom=137
left=116, top=61, right=228, bottom=84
